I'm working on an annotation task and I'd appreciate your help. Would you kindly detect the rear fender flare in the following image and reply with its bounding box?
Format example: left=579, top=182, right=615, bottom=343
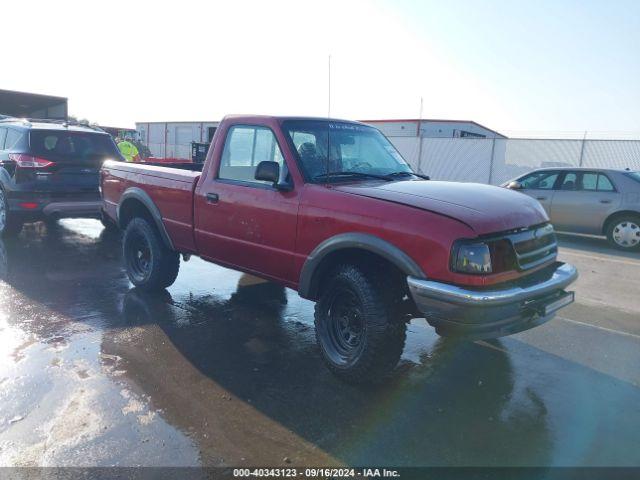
left=117, top=187, right=175, bottom=250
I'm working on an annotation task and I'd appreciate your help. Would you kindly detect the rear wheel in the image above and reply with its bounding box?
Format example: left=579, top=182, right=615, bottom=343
left=606, top=215, right=640, bottom=251
left=123, top=217, right=180, bottom=291
left=314, top=264, right=406, bottom=384
left=0, top=189, right=23, bottom=237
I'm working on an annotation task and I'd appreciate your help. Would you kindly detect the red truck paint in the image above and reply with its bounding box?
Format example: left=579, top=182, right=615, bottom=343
left=102, top=115, right=560, bottom=289
left=101, top=115, right=577, bottom=383
left=103, top=117, right=548, bottom=289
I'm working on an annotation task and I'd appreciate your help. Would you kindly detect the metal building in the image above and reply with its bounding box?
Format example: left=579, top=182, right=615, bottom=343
left=136, top=118, right=505, bottom=160
left=135, top=121, right=220, bottom=160
left=0, top=89, right=68, bottom=120
left=361, top=119, right=506, bottom=139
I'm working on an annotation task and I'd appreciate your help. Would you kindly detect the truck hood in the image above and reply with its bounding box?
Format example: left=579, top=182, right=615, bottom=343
left=335, top=180, right=549, bottom=235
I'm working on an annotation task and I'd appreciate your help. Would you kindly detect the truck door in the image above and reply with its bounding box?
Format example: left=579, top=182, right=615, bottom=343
left=194, top=124, right=299, bottom=285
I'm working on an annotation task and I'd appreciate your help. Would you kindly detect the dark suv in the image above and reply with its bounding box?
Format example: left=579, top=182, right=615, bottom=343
left=0, top=118, right=124, bottom=235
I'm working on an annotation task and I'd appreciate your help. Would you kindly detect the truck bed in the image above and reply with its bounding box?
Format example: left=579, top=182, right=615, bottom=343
left=101, top=160, right=201, bottom=252
left=139, top=161, right=204, bottom=171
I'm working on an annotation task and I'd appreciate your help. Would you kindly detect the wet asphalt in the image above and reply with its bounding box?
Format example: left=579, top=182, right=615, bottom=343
left=0, top=220, right=638, bottom=467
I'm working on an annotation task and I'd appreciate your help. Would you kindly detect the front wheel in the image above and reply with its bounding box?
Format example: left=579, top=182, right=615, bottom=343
left=123, top=218, right=180, bottom=291
left=606, top=215, right=640, bottom=251
left=314, top=265, right=406, bottom=384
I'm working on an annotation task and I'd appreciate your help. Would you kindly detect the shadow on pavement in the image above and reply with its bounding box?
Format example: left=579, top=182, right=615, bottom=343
left=110, top=284, right=556, bottom=466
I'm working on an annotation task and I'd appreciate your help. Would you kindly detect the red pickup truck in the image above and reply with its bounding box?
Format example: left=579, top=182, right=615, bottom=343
left=101, top=115, right=578, bottom=383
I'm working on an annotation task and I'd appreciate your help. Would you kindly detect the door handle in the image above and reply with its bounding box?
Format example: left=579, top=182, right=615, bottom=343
left=536, top=196, right=547, bottom=201
left=600, top=199, right=612, bottom=204
left=206, top=193, right=219, bottom=203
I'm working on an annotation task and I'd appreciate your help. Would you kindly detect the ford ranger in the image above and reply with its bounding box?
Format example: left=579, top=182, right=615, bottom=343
left=101, top=115, right=578, bottom=383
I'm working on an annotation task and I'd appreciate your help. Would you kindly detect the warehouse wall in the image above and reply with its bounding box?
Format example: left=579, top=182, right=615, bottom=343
left=137, top=122, right=220, bottom=159
left=368, top=120, right=504, bottom=139
left=389, top=136, right=640, bottom=185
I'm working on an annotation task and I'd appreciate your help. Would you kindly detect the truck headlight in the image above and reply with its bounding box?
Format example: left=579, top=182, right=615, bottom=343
left=452, top=242, right=492, bottom=274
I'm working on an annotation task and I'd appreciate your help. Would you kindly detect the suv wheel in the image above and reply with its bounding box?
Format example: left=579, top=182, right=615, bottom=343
left=123, top=217, right=180, bottom=291
left=606, top=215, right=640, bottom=251
left=314, top=264, right=406, bottom=383
left=0, top=189, right=23, bottom=237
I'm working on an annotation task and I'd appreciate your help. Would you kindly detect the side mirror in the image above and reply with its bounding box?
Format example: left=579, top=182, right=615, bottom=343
left=255, top=161, right=280, bottom=184
left=507, top=181, right=523, bottom=190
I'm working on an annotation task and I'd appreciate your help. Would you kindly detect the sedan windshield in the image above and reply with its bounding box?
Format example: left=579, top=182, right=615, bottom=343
left=282, top=120, right=413, bottom=182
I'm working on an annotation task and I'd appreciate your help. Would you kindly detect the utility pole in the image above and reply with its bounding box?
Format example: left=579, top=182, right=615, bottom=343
left=328, top=55, right=331, bottom=118
left=416, top=97, right=424, bottom=173
left=578, top=130, right=587, bottom=167
left=488, top=137, right=496, bottom=185
left=417, top=97, right=423, bottom=136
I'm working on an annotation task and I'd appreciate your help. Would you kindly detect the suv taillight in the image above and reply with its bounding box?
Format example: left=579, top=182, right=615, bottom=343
left=8, top=154, right=56, bottom=169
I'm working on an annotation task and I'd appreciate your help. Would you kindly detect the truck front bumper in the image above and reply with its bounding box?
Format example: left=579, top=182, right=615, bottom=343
left=407, top=262, right=578, bottom=340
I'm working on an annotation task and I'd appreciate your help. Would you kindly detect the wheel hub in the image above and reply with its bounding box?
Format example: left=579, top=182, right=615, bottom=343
left=324, top=289, right=366, bottom=362
left=337, top=309, right=363, bottom=346
left=127, top=233, right=152, bottom=279
left=613, top=221, right=640, bottom=247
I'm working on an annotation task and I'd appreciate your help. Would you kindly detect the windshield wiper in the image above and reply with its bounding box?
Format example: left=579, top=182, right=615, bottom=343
left=383, top=171, right=430, bottom=180
left=313, top=171, right=392, bottom=182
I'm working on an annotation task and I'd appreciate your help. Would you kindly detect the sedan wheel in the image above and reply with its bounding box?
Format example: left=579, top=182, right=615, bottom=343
left=608, top=217, right=640, bottom=250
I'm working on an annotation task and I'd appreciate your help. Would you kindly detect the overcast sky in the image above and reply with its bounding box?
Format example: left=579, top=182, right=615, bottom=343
left=3, top=0, right=639, bottom=134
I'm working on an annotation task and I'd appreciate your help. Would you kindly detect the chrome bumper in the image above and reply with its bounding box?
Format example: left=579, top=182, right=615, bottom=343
left=407, top=262, right=578, bottom=339
left=407, top=263, right=578, bottom=307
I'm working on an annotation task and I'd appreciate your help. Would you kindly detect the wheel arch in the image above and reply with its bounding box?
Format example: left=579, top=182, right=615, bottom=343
left=0, top=169, right=13, bottom=190
left=298, top=233, right=425, bottom=300
left=602, top=210, right=640, bottom=235
left=117, top=188, right=174, bottom=250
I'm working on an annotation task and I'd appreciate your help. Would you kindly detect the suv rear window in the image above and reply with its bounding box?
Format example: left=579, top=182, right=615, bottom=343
left=29, top=130, right=121, bottom=161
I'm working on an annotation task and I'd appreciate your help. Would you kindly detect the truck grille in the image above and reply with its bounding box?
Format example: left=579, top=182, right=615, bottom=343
left=509, top=224, right=558, bottom=271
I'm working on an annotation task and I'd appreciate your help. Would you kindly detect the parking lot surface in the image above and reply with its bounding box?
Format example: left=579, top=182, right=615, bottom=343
left=0, top=220, right=638, bottom=467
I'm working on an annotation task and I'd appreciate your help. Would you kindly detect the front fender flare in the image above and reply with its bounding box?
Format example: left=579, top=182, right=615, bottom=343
left=298, top=232, right=425, bottom=299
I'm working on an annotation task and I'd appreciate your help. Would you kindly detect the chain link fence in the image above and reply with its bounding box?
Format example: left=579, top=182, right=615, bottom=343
left=389, top=137, right=640, bottom=185
left=144, top=130, right=640, bottom=184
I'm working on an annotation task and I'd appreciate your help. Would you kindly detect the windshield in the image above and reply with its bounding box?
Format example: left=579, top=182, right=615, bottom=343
left=282, top=120, right=413, bottom=182
left=625, top=171, right=640, bottom=184
left=29, top=130, right=122, bottom=162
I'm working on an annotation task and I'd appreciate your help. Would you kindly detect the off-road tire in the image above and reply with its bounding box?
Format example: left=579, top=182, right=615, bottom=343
left=123, top=217, right=180, bottom=291
left=606, top=214, right=640, bottom=251
left=314, top=264, right=407, bottom=384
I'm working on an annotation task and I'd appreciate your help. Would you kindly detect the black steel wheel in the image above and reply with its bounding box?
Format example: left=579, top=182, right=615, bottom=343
left=315, top=264, right=406, bottom=383
left=324, top=288, right=367, bottom=365
left=123, top=218, right=179, bottom=291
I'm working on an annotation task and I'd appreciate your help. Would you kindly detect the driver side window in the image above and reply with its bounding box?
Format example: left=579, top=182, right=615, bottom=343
left=559, top=172, right=578, bottom=190
left=519, top=172, right=559, bottom=190
left=219, top=126, right=284, bottom=185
